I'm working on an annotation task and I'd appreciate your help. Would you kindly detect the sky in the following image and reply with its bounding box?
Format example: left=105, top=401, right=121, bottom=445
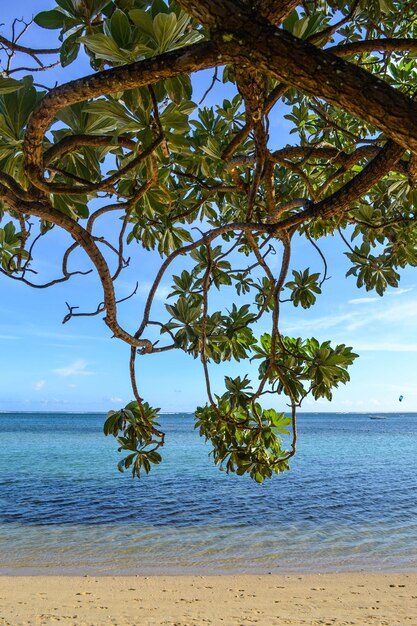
left=1, top=1, right=417, bottom=414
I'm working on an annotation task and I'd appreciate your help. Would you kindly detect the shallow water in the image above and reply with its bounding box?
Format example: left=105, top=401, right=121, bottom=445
left=0, top=412, right=416, bottom=574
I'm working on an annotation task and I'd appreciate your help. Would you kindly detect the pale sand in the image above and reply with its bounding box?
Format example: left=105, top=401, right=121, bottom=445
left=0, top=573, right=416, bottom=625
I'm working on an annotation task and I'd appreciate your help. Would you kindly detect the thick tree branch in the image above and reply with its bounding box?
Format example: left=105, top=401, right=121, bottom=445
left=328, top=38, right=417, bottom=57
left=44, top=135, right=137, bottom=165
left=24, top=41, right=220, bottom=192
left=272, top=140, right=404, bottom=229
left=178, top=0, right=417, bottom=155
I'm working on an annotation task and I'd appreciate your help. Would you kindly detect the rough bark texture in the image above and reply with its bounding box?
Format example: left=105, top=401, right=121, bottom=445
left=23, top=42, right=220, bottom=191
left=177, top=0, right=417, bottom=154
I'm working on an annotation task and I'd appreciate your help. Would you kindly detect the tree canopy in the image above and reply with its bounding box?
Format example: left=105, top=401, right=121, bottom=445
left=1, top=0, right=416, bottom=481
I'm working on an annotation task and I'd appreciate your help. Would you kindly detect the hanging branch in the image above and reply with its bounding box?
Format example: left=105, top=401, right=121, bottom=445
left=2, top=0, right=417, bottom=482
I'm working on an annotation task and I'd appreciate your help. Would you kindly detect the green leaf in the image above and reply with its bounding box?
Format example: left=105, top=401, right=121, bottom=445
left=129, top=9, right=156, bottom=43
left=55, top=0, right=77, bottom=14
left=152, top=12, right=177, bottom=51
left=60, top=30, right=82, bottom=67
left=0, top=78, right=23, bottom=95
left=0, top=76, right=40, bottom=140
left=109, top=9, right=132, bottom=49
left=79, top=34, right=131, bottom=63
left=34, top=9, right=66, bottom=29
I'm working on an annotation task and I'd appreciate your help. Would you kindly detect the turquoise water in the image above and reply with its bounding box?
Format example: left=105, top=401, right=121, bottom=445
left=0, top=412, right=416, bottom=574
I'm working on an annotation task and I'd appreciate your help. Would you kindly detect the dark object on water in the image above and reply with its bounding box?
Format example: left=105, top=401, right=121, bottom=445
left=369, top=415, right=386, bottom=420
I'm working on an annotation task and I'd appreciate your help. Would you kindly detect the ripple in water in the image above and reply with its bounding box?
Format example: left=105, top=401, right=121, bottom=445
left=0, top=412, right=416, bottom=573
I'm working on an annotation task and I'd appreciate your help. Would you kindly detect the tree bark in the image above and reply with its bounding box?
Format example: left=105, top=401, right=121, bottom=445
left=177, top=0, right=417, bottom=155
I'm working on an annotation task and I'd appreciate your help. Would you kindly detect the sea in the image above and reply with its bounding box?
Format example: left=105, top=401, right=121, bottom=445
left=0, top=411, right=416, bottom=575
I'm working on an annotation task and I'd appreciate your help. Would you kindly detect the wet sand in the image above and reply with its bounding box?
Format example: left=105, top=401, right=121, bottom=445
left=0, top=572, right=416, bottom=625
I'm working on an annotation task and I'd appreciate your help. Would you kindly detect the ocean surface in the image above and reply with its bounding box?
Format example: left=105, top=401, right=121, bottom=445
left=0, top=411, right=416, bottom=575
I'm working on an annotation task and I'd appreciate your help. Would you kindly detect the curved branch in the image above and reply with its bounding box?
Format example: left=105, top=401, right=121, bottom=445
left=24, top=41, right=220, bottom=192
left=277, top=139, right=404, bottom=230
left=44, top=135, right=137, bottom=165
left=0, top=34, right=60, bottom=56
left=0, top=172, right=36, bottom=201
left=328, top=38, right=417, bottom=57
left=305, top=233, right=328, bottom=287
left=267, top=198, right=312, bottom=224
left=1, top=266, right=92, bottom=289
left=43, top=135, right=162, bottom=194
left=0, top=183, right=153, bottom=351
left=63, top=282, right=139, bottom=324
left=5, top=60, right=60, bottom=75
left=271, top=145, right=379, bottom=163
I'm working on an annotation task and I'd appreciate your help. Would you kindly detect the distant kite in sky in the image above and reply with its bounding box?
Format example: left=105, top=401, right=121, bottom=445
left=399, top=395, right=404, bottom=402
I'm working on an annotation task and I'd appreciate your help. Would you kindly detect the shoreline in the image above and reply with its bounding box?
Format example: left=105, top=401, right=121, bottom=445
left=1, top=572, right=416, bottom=625
left=2, top=565, right=417, bottom=576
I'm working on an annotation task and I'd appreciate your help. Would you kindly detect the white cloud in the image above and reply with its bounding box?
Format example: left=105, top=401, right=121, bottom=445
left=119, top=280, right=171, bottom=302
left=34, top=380, right=45, bottom=391
left=52, top=359, right=94, bottom=377
left=370, top=398, right=382, bottom=407
left=349, top=288, right=413, bottom=304
left=137, top=282, right=171, bottom=301
left=283, top=311, right=354, bottom=334
left=0, top=335, right=18, bottom=340
left=344, top=299, right=417, bottom=331
left=25, top=327, right=108, bottom=342
left=109, top=396, right=123, bottom=403
left=332, top=398, right=365, bottom=408
left=283, top=296, right=417, bottom=335
left=375, top=299, right=417, bottom=323
left=386, top=287, right=413, bottom=297
left=355, top=341, right=417, bottom=352
left=348, top=297, right=379, bottom=304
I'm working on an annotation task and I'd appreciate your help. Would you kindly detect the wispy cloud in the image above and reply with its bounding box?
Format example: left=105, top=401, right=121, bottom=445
left=137, top=282, right=171, bottom=301
left=52, top=359, right=94, bottom=377
left=348, top=297, right=379, bottom=304
left=32, top=330, right=107, bottom=342
left=284, top=296, right=417, bottom=335
left=349, top=288, right=413, bottom=304
left=386, top=287, right=413, bottom=297
left=282, top=312, right=354, bottom=334
left=355, top=341, right=417, bottom=352
left=348, top=299, right=417, bottom=331
left=119, top=280, right=171, bottom=302
left=0, top=335, right=19, bottom=340
left=33, top=380, right=45, bottom=391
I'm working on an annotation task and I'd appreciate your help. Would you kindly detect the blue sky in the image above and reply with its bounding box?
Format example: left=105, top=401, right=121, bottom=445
left=1, top=1, right=417, bottom=413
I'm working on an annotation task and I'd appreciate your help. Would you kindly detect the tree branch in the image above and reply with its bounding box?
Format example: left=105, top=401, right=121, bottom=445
left=178, top=0, right=417, bottom=155
left=0, top=183, right=154, bottom=351
left=24, top=41, right=220, bottom=192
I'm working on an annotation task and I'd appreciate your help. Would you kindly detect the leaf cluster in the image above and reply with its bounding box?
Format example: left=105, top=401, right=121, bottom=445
left=0, top=221, right=29, bottom=272
left=195, top=388, right=292, bottom=484
left=104, top=401, right=162, bottom=477
left=252, top=334, right=358, bottom=402
left=1, top=0, right=416, bottom=483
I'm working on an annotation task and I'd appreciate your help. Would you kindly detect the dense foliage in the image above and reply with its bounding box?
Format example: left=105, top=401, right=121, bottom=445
left=1, top=0, right=416, bottom=480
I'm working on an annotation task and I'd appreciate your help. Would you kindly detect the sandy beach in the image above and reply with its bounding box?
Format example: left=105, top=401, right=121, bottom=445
left=0, top=572, right=416, bottom=625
